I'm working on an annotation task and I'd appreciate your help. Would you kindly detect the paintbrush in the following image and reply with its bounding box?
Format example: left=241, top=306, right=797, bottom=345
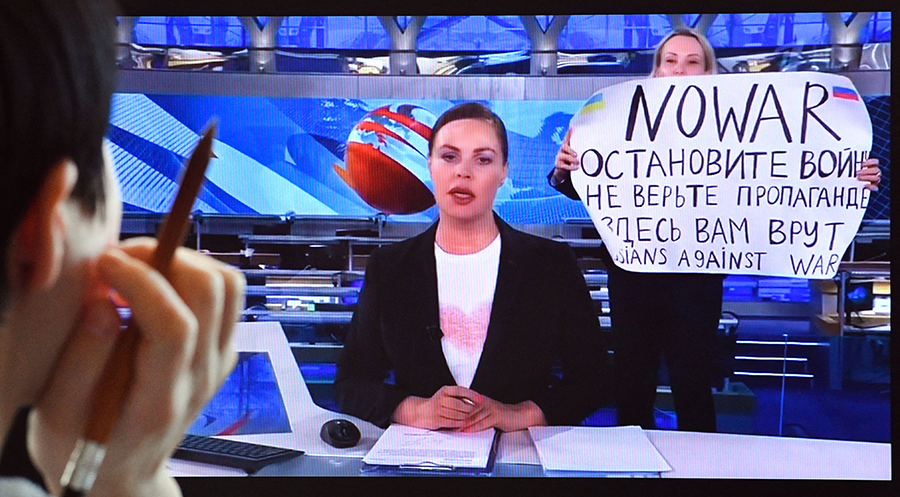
left=60, top=121, right=217, bottom=497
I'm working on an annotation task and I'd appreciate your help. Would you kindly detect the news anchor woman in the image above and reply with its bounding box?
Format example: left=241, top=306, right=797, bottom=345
left=335, top=102, right=611, bottom=431
left=549, top=28, right=881, bottom=433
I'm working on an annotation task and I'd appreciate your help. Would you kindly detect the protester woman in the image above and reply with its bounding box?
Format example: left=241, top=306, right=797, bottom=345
left=549, top=28, right=880, bottom=432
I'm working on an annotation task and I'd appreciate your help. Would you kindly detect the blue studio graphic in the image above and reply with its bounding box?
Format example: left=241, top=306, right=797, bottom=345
left=187, top=352, right=292, bottom=436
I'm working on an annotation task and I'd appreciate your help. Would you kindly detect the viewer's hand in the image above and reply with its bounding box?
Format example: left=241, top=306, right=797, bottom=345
left=553, top=128, right=578, bottom=184
left=857, top=158, right=881, bottom=191
left=27, top=238, right=245, bottom=497
left=458, top=395, right=547, bottom=433
left=391, top=385, right=479, bottom=430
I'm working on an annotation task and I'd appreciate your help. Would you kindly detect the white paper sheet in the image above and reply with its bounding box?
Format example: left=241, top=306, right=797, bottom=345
left=528, top=425, right=671, bottom=473
left=363, top=425, right=497, bottom=470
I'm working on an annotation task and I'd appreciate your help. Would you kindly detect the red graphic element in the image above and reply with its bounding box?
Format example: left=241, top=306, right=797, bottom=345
left=355, top=121, right=406, bottom=146
left=216, top=411, right=252, bottom=436
left=370, top=107, right=433, bottom=140
left=333, top=143, right=435, bottom=214
left=440, top=302, right=492, bottom=354
left=334, top=104, right=437, bottom=215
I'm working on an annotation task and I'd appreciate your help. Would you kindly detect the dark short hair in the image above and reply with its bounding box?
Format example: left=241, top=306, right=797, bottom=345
left=428, top=102, right=508, bottom=164
left=0, top=0, right=118, bottom=307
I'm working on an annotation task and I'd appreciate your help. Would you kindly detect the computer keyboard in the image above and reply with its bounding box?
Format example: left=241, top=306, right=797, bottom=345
left=173, top=434, right=303, bottom=474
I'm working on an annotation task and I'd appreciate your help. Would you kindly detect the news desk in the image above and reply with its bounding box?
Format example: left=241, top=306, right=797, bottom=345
left=169, top=368, right=890, bottom=480
left=244, top=430, right=889, bottom=479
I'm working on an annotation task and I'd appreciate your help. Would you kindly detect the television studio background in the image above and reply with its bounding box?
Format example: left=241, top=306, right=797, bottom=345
left=112, top=14, right=890, bottom=443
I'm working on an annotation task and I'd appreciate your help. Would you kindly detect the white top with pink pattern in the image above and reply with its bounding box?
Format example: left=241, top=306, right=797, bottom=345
left=434, top=235, right=501, bottom=388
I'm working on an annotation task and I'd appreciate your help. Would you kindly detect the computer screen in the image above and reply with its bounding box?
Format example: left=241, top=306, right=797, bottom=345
left=187, top=351, right=292, bottom=436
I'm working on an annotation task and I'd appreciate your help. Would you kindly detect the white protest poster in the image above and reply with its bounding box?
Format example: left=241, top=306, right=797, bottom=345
left=569, top=72, right=872, bottom=279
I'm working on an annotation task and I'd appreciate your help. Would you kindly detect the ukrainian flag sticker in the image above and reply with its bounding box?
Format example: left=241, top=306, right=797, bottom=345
left=571, top=90, right=605, bottom=127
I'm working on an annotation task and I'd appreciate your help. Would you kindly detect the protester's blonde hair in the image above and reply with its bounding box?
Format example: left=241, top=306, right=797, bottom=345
left=651, top=28, right=718, bottom=76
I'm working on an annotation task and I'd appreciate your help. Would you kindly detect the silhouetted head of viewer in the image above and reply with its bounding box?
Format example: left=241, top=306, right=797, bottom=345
left=0, top=2, right=245, bottom=497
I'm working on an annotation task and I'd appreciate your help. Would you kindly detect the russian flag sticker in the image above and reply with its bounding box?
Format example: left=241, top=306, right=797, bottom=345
left=833, top=86, right=860, bottom=101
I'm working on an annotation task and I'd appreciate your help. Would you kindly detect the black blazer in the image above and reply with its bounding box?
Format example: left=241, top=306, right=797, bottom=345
left=547, top=168, right=579, bottom=201
left=334, top=214, right=611, bottom=428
